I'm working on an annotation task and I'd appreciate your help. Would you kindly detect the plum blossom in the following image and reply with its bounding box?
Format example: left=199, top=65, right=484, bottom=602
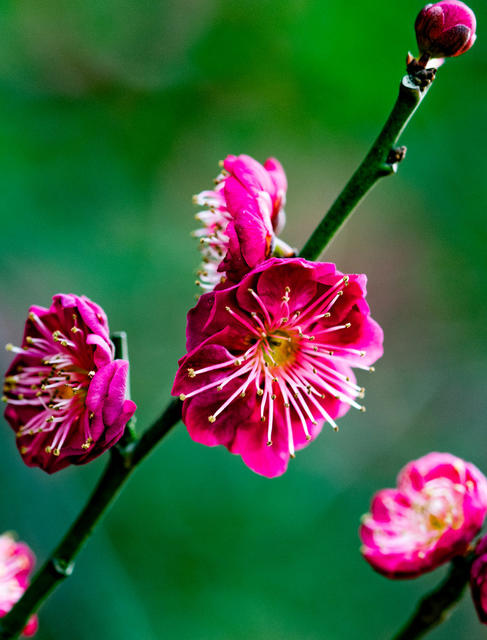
left=470, top=535, right=487, bottom=624
left=415, top=1, right=476, bottom=59
left=360, top=453, right=487, bottom=578
left=173, top=258, right=383, bottom=477
left=3, top=294, right=136, bottom=473
left=193, top=154, right=292, bottom=290
left=0, top=533, right=37, bottom=637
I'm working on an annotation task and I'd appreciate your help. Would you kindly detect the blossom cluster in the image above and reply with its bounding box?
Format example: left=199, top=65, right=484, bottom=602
left=360, top=452, right=487, bottom=625
left=173, top=155, right=384, bottom=477
left=3, top=294, right=136, bottom=473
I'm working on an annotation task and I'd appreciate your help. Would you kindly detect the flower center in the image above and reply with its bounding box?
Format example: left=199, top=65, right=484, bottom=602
left=264, top=331, right=296, bottom=368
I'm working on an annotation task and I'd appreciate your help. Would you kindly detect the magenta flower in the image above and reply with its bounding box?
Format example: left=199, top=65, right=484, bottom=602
left=470, top=535, right=487, bottom=624
left=360, top=453, right=487, bottom=579
left=0, top=533, right=38, bottom=637
left=193, top=154, right=292, bottom=290
left=415, top=1, right=476, bottom=59
left=3, top=294, right=136, bottom=474
left=173, top=258, right=383, bottom=477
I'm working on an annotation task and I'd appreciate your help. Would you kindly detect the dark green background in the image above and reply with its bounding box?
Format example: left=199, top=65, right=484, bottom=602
left=1, top=1, right=486, bottom=638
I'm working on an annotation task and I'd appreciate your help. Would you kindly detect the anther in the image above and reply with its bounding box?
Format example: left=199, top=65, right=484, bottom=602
left=257, top=388, right=264, bottom=396
left=53, top=448, right=60, bottom=456
left=369, top=367, right=375, bottom=372
left=1, top=396, right=8, bottom=403
left=20, top=446, right=29, bottom=455
left=45, top=446, right=52, bottom=454
left=179, top=394, right=187, bottom=401
left=345, top=323, right=351, bottom=328
left=267, top=440, right=272, bottom=446
left=271, top=394, right=277, bottom=400
left=88, top=371, right=95, bottom=378
left=187, top=368, right=196, bottom=378
left=208, top=415, right=216, bottom=423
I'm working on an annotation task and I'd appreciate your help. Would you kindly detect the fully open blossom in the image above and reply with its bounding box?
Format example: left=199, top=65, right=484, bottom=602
left=470, top=535, right=487, bottom=624
left=193, top=154, right=292, bottom=290
left=360, top=453, right=487, bottom=578
left=3, top=294, right=136, bottom=473
left=415, top=1, right=476, bottom=59
left=0, top=533, right=38, bottom=636
left=173, top=258, right=383, bottom=477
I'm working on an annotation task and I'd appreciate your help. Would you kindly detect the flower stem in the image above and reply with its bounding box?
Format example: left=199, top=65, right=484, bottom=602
left=391, top=555, right=473, bottom=640
left=0, top=394, right=181, bottom=639
left=300, top=70, right=435, bottom=261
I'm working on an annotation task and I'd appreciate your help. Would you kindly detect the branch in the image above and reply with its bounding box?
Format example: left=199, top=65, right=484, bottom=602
left=391, top=555, right=473, bottom=640
left=300, top=67, right=436, bottom=261
left=0, top=366, right=182, bottom=638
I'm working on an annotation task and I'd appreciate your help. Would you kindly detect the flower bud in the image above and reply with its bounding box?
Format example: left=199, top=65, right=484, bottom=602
left=415, top=1, right=477, bottom=58
left=470, top=535, right=487, bottom=624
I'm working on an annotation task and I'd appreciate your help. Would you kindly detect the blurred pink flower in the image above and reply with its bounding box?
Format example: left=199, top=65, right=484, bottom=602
left=360, top=453, right=487, bottom=578
left=173, top=258, right=383, bottom=477
left=0, top=533, right=37, bottom=637
left=3, top=294, right=136, bottom=473
left=193, top=154, right=291, bottom=290
left=470, top=535, right=487, bottom=624
left=415, top=1, right=476, bottom=59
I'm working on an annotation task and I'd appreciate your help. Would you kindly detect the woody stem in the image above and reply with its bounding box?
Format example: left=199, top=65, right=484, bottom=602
left=391, top=555, right=473, bottom=640
left=300, top=69, right=435, bottom=261
left=0, top=335, right=182, bottom=639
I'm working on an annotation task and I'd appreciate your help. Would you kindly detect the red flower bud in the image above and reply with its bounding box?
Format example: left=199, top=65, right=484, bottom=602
left=415, top=1, right=476, bottom=58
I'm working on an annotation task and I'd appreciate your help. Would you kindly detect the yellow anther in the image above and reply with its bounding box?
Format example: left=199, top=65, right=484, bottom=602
left=53, top=448, right=60, bottom=456
left=187, top=368, right=196, bottom=378
left=208, top=415, right=216, bottom=423
left=179, top=394, right=186, bottom=401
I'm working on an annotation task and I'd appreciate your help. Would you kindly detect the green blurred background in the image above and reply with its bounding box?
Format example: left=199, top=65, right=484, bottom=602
left=1, top=1, right=486, bottom=638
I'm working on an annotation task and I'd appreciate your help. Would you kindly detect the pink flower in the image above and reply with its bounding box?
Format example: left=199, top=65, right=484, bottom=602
left=470, top=535, right=487, bottom=624
left=3, top=294, right=137, bottom=474
left=415, top=1, right=477, bottom=59
left=193, top=154, right=292, bottom=290
left=360, top=453, right=487, bottom=579
left=0, top=533, right=38, bottom=637
left=173, top=258, right=383, bottom=477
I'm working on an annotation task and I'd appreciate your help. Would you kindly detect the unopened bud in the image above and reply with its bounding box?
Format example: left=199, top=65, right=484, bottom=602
left=415, top=1, right=476, bottom=59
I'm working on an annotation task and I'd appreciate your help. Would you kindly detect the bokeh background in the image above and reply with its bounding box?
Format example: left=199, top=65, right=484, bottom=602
left=1, top=1, right=486, bottom=638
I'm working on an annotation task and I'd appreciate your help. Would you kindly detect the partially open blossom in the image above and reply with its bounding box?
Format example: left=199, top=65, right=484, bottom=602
left=173, top=258, right=383, bottom=477
left=0, top=533, right=38, bottom=636
left=415, top=1, right=476, bottom=59
left=3, top=294, right=137, bottom=473
left=360, top=453, right=487, bottom=579
left=470, top=535, right=487, bottom=624
left=193, top=154, right=292, bottom=290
